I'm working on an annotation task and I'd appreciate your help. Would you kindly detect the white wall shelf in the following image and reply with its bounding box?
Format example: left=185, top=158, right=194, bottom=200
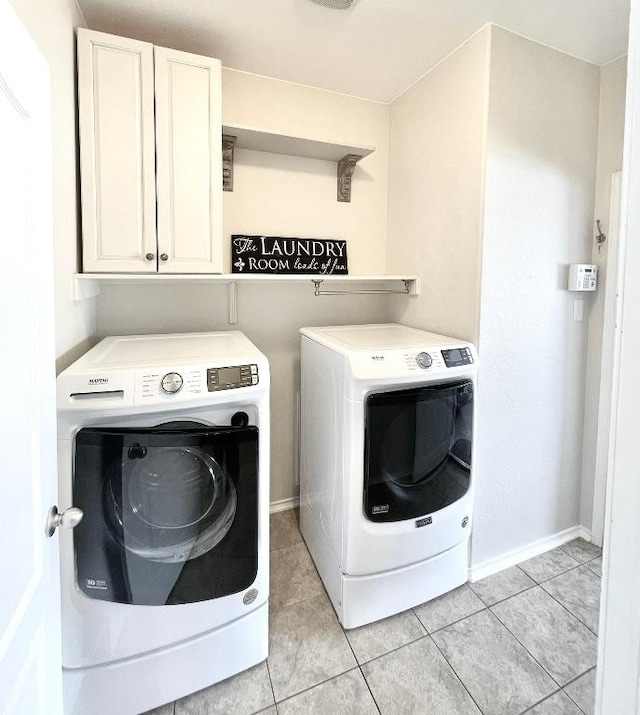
left=222, top=123, right=375, bottom=163
left=221, top=123, right=375, bottom=201
left=73, top=273, right=419, bottom=301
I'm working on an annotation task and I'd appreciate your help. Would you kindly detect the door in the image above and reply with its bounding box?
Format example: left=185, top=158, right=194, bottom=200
left=364, top=380, right=473, bottom=522
left=77, top=29, right=157, bottom=273
left=0, top=2, right=62, bottom=713
left=155, top=46, right=223, bottom=274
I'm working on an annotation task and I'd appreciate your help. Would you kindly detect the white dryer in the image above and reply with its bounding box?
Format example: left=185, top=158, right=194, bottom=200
left=300, top=323, right=477, bottom=629
left=56, top=331, right=269, bottom=715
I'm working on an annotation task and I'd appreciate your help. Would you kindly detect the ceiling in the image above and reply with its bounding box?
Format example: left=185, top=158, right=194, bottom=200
left=76, top=0, right=630, bottom=103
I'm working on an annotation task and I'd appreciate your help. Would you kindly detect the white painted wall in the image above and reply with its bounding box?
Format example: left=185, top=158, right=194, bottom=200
left=580, top=57, right=627, bottom=543
left=97, top=71, right=391, bottom=504
left=472, top=27, right=600, bottom=565
left=386, top=27, right=491, bottom=342
left=8, top=0, right=93, bottom=372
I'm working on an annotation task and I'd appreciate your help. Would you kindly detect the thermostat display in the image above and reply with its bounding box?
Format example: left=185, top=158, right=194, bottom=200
left=568, top=264, right=597, bottom=291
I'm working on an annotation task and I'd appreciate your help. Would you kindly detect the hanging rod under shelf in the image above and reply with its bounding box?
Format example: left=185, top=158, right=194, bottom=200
left=312, top=279, right=412, bottom=297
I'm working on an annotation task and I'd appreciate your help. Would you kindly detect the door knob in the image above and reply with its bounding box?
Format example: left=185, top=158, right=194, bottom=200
left=145, top=253, right=155, bottom=261
left=160, top=253, right=169, bottom=261
left=45, top=505, right=83, bottom=537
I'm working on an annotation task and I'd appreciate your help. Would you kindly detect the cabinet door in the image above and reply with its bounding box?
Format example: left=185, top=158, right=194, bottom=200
left=154, top=47, right=223, bottom=274
left=78, top=29, right=157, bottom=273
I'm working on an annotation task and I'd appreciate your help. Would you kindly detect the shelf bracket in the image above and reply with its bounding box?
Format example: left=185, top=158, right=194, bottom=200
left=337, top=153, right=363, bottom=203
left=312, top=278, right=412, bottom=296
left=222, top=134, right=237, bottom=192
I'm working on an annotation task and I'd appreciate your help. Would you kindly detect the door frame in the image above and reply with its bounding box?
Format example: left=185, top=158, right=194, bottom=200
left=596, top=0, right=640, bottom=710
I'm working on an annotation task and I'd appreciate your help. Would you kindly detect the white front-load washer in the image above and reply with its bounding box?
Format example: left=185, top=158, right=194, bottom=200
left=299, top=323, right=477, bottom=629
left=56, top=331, right=270, bottom=715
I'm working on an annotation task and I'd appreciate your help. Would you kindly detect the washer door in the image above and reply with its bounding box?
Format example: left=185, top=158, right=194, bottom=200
left=73, top=423, right=259, bottom=605
left=365, top=380, right=473, bottom=522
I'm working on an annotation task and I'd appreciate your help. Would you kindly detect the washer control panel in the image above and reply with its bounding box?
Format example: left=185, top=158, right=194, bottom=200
left=207, top=364, right=258, bottom=391
left=442, top=347, right=474, bottom=367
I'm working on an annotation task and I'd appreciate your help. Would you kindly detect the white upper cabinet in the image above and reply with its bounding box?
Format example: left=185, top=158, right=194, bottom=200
left=154, top=47, right=222, bottom=274
left=77, top=29, right=223, bottom=274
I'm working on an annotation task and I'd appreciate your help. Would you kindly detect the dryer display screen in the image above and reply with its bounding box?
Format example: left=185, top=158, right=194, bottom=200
left=207, top=364, right=258, bottom=390
left=441, top=348, right=473, bottom=367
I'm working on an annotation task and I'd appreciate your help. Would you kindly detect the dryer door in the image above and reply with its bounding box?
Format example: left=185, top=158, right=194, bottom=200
left=364, top=380, right=473, bottom=522
left=72, top=423, right=259, bottom=605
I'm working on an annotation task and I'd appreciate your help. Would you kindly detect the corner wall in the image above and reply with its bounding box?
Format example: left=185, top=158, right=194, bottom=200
left=472, top=27, right=600, bottom=565
left=385, top=27, right=491, bottom=342
left=9, top=0, right=94, bottom=371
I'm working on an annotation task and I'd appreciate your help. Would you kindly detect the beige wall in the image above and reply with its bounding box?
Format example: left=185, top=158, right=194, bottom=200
left=580, top=57, right=627, bottom=539
left=385, top=27, right=491, bottom=342
left=97, top=71, right=391, bottom=505
left=9, top=0, right=94, bottom=372
left=473, top=27, right=600, bottom=565
left=222, top=68, right=389, bottom=274
left=386, top=25, right=602, bottom=568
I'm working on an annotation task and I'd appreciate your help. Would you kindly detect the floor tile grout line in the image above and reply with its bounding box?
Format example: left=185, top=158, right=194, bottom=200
left=488, top=603, right=584, bottom=691
left=473, top=558, right=601, bottom=610
left=562, top=665, right=597, bottom=689
left=518, top=687, right=564, bottom=714
left=557, top=542, right=603, bottom=563
left=560, top=665, right=597, bottom=715
left=273, top=666, right=363, bottom=707
left=264, top=657, right=278, bottom=711
left=409, top=606, right=433, bottom=636
left=357, top=665, right=383, bottom=715
left=561, top=686, right=589, bottom=715
left=562, top=684, right=588, bottom=715
left=349, top=631, right=431, bottom=668
left=427, top=632, right=487, bottom=714
left=424, top=605, right=488, bottom=636
left=537, top=582, right=600, bottom=639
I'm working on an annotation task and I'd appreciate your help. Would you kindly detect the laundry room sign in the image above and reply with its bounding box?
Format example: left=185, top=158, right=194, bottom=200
left=231, top=235, right=348, bottom=275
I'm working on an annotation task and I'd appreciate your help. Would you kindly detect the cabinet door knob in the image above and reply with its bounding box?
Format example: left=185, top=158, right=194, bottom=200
left=145, top=253, right=155, bottom=261
left=160, top=253, right=169, bottom=261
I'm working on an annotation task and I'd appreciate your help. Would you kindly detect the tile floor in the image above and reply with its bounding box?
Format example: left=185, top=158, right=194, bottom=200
left=147, top=510, right=602, bottom=715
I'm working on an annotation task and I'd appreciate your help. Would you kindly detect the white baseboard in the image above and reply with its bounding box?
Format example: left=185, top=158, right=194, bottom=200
left=468, top=524, right=593, bottom=583
left=269, top=497, right=300, bottom=514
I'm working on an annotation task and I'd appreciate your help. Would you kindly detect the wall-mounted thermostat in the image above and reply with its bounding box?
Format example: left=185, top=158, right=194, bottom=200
left=568, top=264, right=597, bottom=291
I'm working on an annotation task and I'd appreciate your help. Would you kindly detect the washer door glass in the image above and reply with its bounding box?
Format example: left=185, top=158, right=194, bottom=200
left=106, top=444, right=237, bottom=563
left=365, top=380, right=473, bottom=523
left=73, top=423, right=259, bottom=605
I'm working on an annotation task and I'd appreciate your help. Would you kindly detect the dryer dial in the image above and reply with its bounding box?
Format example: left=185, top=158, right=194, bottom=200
left=161, top=372, right=184, bottom=394
left=416, top=351, right=433, bottom=369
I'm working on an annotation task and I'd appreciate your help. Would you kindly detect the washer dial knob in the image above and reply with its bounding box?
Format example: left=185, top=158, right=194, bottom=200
left=416, top=351, right=433, bottom=369
left=161, top=372, right=183, bottom=394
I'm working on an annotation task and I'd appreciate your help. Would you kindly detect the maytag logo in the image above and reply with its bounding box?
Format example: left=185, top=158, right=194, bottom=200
left=371, top=355, right=385, bottom=361
left=88, top=377, right=109, bottom=385
left=372, top=504, right=389, bottom=514
left=416, top=516, right=433, bottom=528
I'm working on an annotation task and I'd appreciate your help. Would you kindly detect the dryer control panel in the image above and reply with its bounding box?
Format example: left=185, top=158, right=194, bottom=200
left=441, top=347, right=474, bottom=367
left=207, top=364, right=259, bottom=391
